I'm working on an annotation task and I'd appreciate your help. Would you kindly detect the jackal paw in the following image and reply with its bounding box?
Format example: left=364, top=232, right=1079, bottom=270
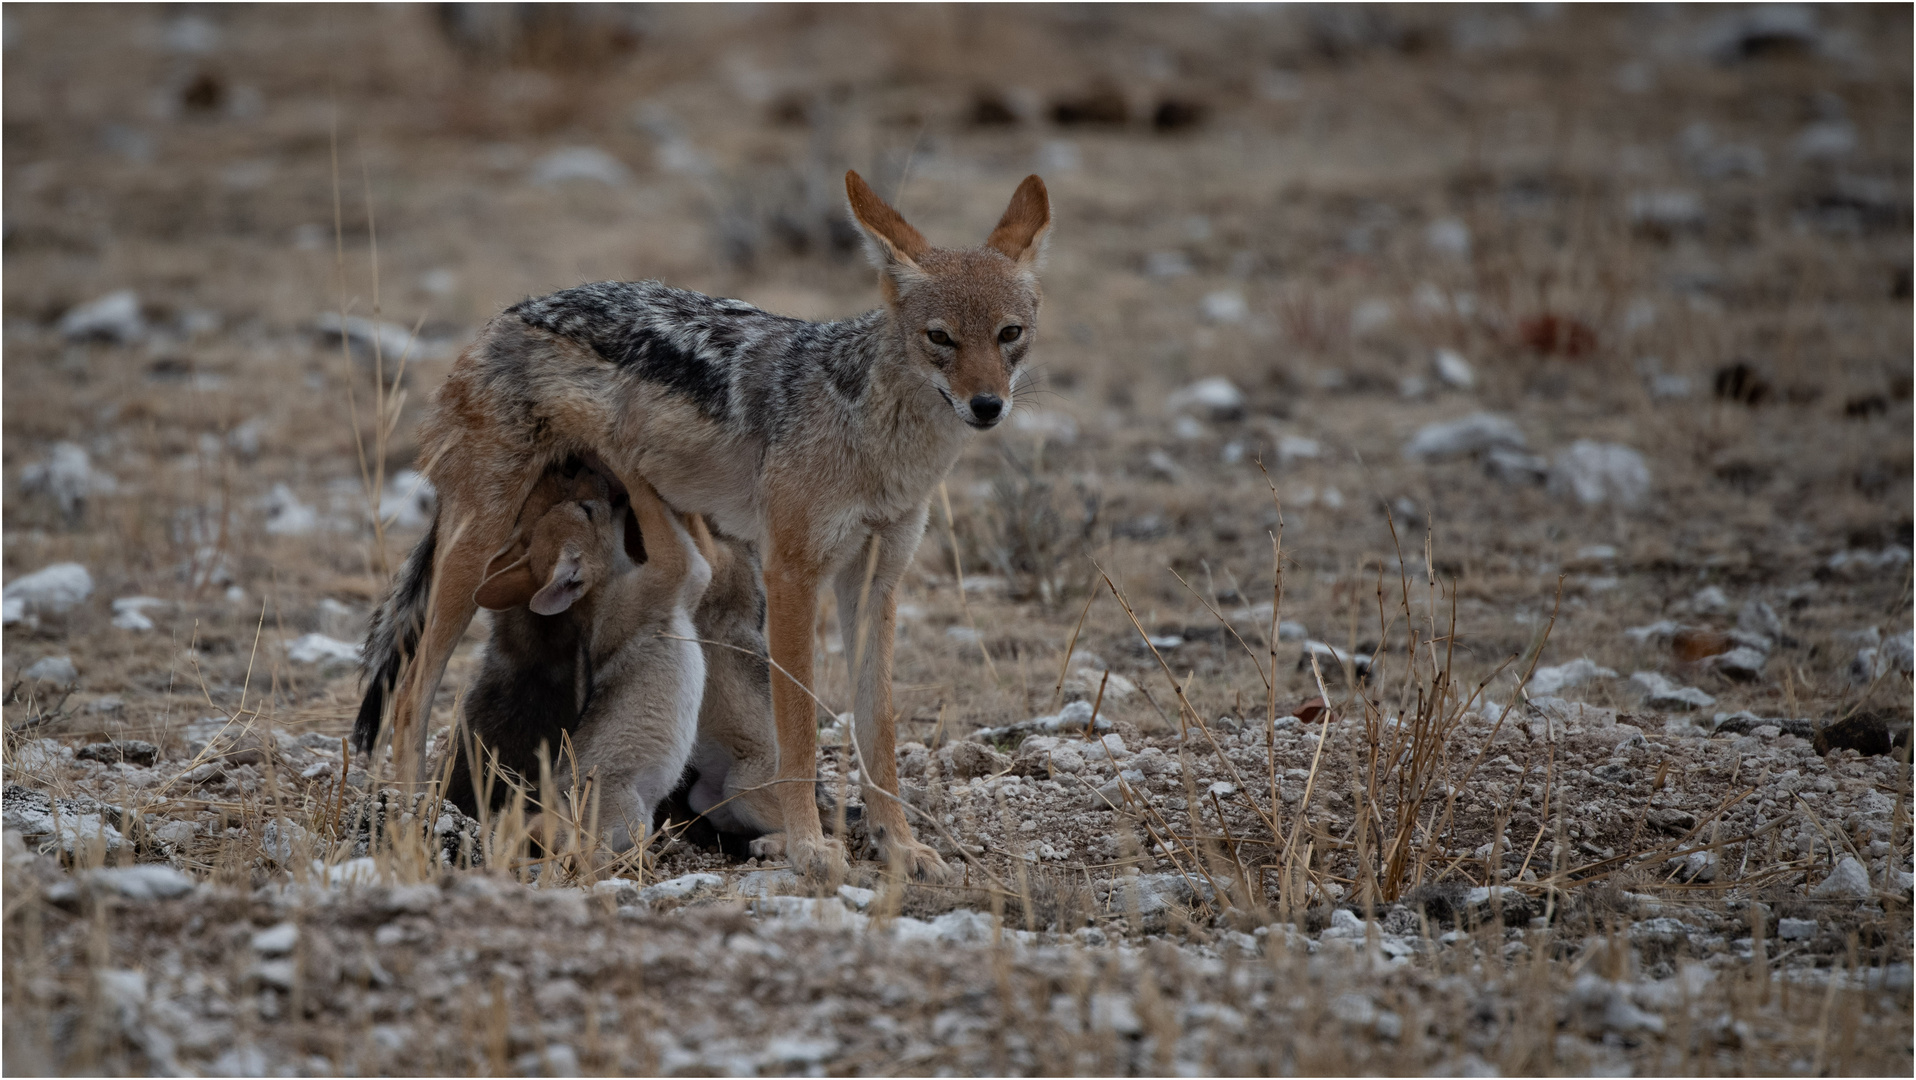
left=747, top=832, right=787, bottom=861
left=784, top=834, right=849, bottom=886
left=875, top=836, right=950, bottom=883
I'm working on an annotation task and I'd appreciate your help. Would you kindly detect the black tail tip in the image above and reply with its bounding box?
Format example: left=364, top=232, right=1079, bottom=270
left=350, top=681, right=387, bottom=757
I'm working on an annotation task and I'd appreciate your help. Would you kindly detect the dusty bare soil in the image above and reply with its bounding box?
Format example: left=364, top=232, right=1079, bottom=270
left=3, top=4, right=1912, bottom=1076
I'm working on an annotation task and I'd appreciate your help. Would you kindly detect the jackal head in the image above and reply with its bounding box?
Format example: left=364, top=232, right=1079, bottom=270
left=846, top=170, right=1050, bottom=430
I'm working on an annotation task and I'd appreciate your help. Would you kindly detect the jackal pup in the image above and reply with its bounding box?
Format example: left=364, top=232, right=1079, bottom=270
left=442, top=463, right=710, bottom=854
left=357, top=170, right=1051, bottom=881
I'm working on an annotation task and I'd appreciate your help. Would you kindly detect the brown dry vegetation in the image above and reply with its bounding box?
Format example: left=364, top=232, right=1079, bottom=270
left=3, top=4, right=1912, bottom=1076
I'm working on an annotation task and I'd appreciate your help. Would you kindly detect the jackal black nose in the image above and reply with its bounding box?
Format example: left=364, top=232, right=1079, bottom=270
left=968, top=394, right=1004, bottom=425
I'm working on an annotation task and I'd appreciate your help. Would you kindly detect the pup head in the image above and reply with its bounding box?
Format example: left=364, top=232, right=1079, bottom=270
left=476, top=469, right=620, bottom=616
left=845, top=170, right=1050, bottom=430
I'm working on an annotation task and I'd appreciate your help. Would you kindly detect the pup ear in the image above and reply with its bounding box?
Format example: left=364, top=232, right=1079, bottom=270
left=474, top=553, right=537, bottom=611
left=529, top=551, right=589, bottom=616
left=984, top=174, right=1051, bottom=268
left=845, top=170, right=930, bottom=274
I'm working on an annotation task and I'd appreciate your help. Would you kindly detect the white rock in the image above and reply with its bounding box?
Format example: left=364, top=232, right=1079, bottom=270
left=1810, top=857, right=1872, bottom=900
left=20, top=442, right=115, bottom=520
left=1484, top=447, right=1548, bottom=485
left=261, top=483, right=320, bottom=536
left=1323, top=908, right=1366, bottom=938
left=111, top=596, right=167, bottom=632
left=314, top=312, right=417, bottom=362
left=1528, top=659, right=1616, bottom=696
left=1425, top=218, right=1471, bottom=258
left=1167, top=376, right=1246, bottom=420
left=1350, top=299, right=1394, bottom=337
left=22, top=656, right=78, bottom=687
left=734, top=869, right=800, bottom=898
left=250, top=922, right=299, bottom=955
left=1705, top=646, right=1768, bottom=681
left=1628, top=190, right=1704, bottom=230
left=837, top=884, right=876, bottom=911
left=1624, top=620, right=1681, bottom=644
left=59, top=289, right=145, bottom=343
left=1432, top=348, right=1475, bottom=390
left=1792, top=120, right=1857, bottom=161
left=1777, top=917, right=1818, bottom=941
left=1277, top=435, right=1320, bottom=462
left=286, top=634, right=359, bottom=666
left=639, top=872, right=724, bottom=904
left=1199, top=290, right=1248, bottom=325
left=1631, top=671, right=1715, bottom=711
left=531, top=146, right=631, bottom=186
left=1826, top=547, right=1911, bottom=574
left=90, top=865, right=195, bottom=901
left=1851, top=630, right=1913, bottom=684
left=3, top=562, right=94, bottom=618
left=1688, top=586, right=1731, bottom=615
left=1548, top=441, right=1650, bottom=508
left=929, top=909, right=995, bottom=945
left=1144, top=251, right=1193, bottom=278
left=1402, top=413, right=1524, bottom=461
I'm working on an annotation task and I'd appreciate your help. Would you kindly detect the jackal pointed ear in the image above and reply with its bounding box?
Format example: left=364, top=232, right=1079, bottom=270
left=475, top=553, right=537, bottom=611
left=985, top=174, right=1051, bottom=268
left=529, top=551, right=588, bottom=616
left=846, top=170, right=930, bottom=273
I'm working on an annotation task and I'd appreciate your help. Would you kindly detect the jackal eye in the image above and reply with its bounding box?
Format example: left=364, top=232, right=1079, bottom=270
left=998, top=325, right=1022, bottom=343
left=926, top=329, right=953, bottom=347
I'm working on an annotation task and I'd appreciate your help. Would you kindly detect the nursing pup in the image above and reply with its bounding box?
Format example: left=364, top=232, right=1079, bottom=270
left=439, top=463, right=710, bottom=855
left=357, top=171, right=1051, bottom=881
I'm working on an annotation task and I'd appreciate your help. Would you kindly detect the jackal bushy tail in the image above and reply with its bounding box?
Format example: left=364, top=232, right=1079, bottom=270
left=353, top=512, right=439, bottom=755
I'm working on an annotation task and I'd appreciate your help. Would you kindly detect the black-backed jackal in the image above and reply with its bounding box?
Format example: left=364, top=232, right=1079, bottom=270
left=356, top=171, right=1051, bottom=882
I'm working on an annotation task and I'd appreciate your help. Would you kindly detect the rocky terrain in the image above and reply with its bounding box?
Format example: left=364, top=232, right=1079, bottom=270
left=4, top=4, right=1911, bottom=1076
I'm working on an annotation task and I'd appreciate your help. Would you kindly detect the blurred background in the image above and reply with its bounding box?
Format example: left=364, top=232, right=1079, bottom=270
left=2, top=3, right=1910, bottom=739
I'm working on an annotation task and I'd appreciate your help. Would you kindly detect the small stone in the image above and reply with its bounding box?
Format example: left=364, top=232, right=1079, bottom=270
left=1432, top=348, right=1475, bottom=390
left=1705, top=646, right=1768, bottom=681
left=530, top=146, right=631, bottom=186
left=1166, top=376, right=1246, bottom=420
left=110, top=596, right=167, bottom=632
left=59, top=289, right=145, bottom=343
left=89, top=865, right=195, bottom=901
left=22, top=656, right=79, bottom=687
left=1777, top=917, right=1818, bottom=941
left=1632, top=671, right=1715, bottom=711
left=1809, top=857, right=1872, bottom=900
left=3, top=563, right=94, bottom=619
left=1402, top=413, right=1524, bottom=462
left=286, top=633, right=360, bottom=667
left=1548, top=441, right=1651, bottom=508
left=1528, top=658, right=1617, bottom=696
left=180, top=762, right=225, bottom=786
left=86, top=695, right=125, bottom=715
left=1425, top=218, right=1471, bottom=258
left=1484, top=447, right=1549, bottom=485
left=75, top=740, right=160, bottom=767
left=250, top=922, right=299, bottom=955
left=1199, top=291, right=1248, bottom=326
left=639, top=872, right=724, bottom=904
left=940, top=740, right=1011, bottom=780
left=1628, top=190, right=1704, bottom=230
left=314, top=312, right=417, bottom=362
left=19, top=442, right=114, bottom=522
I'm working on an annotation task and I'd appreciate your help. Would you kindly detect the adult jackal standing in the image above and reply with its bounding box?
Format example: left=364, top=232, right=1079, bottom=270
left=355, top=171, right=1051, bottom=881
